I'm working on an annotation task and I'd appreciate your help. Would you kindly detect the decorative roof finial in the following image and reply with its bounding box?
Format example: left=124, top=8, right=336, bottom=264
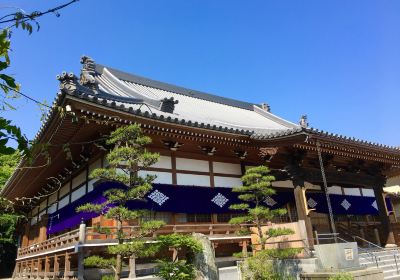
left=299, top=115, right=308, bottom=128
left=261, top=103, right=271, bottom=112
left=160, top=97, right=179, bottom=113
left=56, top=71, right=78, bottom=94
left=79, top=55, right=98, bottom=90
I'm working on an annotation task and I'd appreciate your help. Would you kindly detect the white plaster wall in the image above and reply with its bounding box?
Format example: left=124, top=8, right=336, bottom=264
left=327, top=186, right=342, bottom=195
left=30, top=216, right=38, bottom=226
left=214, top=176, right=242, bottom=188
left=88, top=179, right=97, bottom=192
left=58, top=195, right=69, bottom=209
left=343, top=188, right=361, bottom=196
left=273, top=180, right=295, bottom=189
left=213, top=162, right=241, bottom=175
left=89, top=158, right=102, bottom=173
left=71, top=185, right=86, bottom=202
left=151, top=155, right=172, bottom=169
left=177, top=173, right=210, bottom=186
left=47, top=203, right=57, bottom=214
left=176, top=158, right=209, bottom=172
left=72, top=171, right=86, bottom=189
left=39, top=199, right=47, bottom=211
left=138, top=170, right=173, bottom=184
left=361, top=188, right=375, bottom=197
left=59, top=183, right=70, bottom=198
left=387, top=175, right=400, bottom=187
left=48, top=192, right=57, bottom=205
left=38, top=210, right=46, bottom=220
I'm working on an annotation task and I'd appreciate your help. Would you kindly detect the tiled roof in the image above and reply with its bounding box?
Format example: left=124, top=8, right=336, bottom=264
left=93, top=63, right=299, bottom=134
left=52, top=56, right=400, bottom=154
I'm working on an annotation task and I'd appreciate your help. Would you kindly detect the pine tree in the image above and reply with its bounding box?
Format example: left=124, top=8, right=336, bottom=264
left=77, top=124, right=165, bottom=280
left=229, top=166, right=293, bottom=249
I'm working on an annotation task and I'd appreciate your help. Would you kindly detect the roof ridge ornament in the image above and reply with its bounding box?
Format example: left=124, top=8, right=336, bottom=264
left=56, top=71, right=78, bottom=94
left=80, top=55, right=98, bottom=91
left=299, top=115, right=309, bottom=128
left=160, top=97, right=179, bottom=113
left=261, top=103, right=271, bottom=112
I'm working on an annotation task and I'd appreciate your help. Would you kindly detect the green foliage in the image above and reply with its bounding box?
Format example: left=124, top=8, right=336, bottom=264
left=156, top=235, right=203, bottom=280
left=240, top=250, right=295, bottom=280
left=157, top=234, right=203, bottom=256
left=0, top=151, right=22, bottom=244
left=229, top=166, right=293, bottom=247
left=77, top=125, right=164, bottom=231
left=233, top=252, right=245, bottom=258
left=0, top=1, right=79, bottom=161
left=0, top=151, right=20, bottom=189
left=83, top=255, right=116, bottom=269
left=328, top=273, right=354, bottom=280
left=77, top=125, right=164, bottom=280
left=258, top=248, right=302, bottom=259
left=0, top=29, right=29, bottom=156
left=107, top=240, right=159, bottom=258
left=101, top=275, right=115, bottom=280
left=156, top=260, right=196, bottom=280
left=89, top=124, right=159, bottom=187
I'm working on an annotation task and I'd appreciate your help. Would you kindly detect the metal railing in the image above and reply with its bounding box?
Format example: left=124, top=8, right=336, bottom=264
left=330, top=233, right=400, bottom=275
left=315, top=232, right=340, bottom=244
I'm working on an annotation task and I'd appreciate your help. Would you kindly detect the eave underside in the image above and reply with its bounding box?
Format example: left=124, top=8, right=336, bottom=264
left=3, top=97, right=400, bottom=204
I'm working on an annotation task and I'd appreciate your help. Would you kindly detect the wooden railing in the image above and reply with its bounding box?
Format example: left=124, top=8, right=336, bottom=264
left=18, top=223, right=252, bottom=258
left=17, top=229, right=80, bottom=258
left=85, top=223, right=251, bottom=240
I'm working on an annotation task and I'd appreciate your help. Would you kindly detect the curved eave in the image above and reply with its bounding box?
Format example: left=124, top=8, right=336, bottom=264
left=0, top=91, right=68, bottom=198
left=67, top=90, right=255, bottom=137
left=306, top=128, right=400, bottom=155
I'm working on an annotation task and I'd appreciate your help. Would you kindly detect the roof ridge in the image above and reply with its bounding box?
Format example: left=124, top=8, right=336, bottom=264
left=94, top=64, right=256, bottom=111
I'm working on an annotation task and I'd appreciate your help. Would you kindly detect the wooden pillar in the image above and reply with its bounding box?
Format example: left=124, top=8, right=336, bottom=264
left=37, top=258, right=42, bottom=278
left=77, top=221, right=86, bottom=280
left=373, top=186, right=396, bottom=246
left=374, top=228, right=381, bottom=246
left=360, top=228, right=366, bottom=247
left=54, top=255, right=60, bottom=277
left=241, top=240, right=248, bottom=258
left=12, top=261, right=20, bottom=278
left=44, top=256, right=50, bottom=280
left=129, top=255, right=136, bottom=279
left=22, top=222, right=30, bottom=247
left=38, top=214, right=49, bottom=243
left=294, top=185, right=314, bottom=247
left=64, top=253, right=71, bottom=280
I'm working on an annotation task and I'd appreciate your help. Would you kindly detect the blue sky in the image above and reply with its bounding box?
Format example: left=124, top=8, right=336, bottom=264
left=3, top=0, right=400, bottom=146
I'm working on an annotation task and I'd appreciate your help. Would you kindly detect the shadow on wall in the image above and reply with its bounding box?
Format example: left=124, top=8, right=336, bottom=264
left=273, top=259, right=302, bottom=279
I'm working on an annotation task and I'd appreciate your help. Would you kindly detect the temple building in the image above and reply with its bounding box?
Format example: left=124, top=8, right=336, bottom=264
left=3, top=56, right=400, bottom=279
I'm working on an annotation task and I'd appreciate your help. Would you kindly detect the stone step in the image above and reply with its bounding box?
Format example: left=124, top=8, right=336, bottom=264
left=385, top=275, right=400, bottom=280
left=360, top=258, right=400, bottom=265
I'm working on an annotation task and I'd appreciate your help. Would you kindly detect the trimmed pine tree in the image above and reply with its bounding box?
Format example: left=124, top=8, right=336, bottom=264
left=77, top=124, right=165, bottom=280
left=229, top=166, right=293, bottom=249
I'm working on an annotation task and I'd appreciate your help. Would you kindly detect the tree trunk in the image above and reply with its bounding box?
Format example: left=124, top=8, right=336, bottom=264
left=115, top=220, right=123, bottom=280
left=128, top=255, right=136, bottom=279
left=255, top=217, right=264, bottom=249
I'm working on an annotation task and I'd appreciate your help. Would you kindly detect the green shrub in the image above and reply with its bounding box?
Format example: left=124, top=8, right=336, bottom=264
left=328, top=273, right=354, bottom=280
left=240, top=250, right=295, bottom=280
left=156, top=259, right=196, bottom=280
left=101, top=275, right=114, bottom=280
left=83, top=255, right=116, bottom=269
